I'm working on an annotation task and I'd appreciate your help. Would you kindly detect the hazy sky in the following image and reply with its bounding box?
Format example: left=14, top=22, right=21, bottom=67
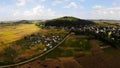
left=0, top=0, right=120, bottom=21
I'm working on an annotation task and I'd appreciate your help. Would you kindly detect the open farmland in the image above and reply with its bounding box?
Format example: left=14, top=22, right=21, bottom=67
left=16, top=35, right=120, bottom=68
left=93, top=20, right=120, bottom=27
left=0, top=24, right=40, bottom=44
left=0, top=23, right=68, bottom=66
left=0, top=17, right=120, bottom=68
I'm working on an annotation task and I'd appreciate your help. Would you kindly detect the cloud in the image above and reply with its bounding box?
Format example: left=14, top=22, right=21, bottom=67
left=63, top=2, right=78, bottom=8
left=13, top=11, right=20, bottom=16
left=13, top=5, right=59, bottom=20
left=33, top=5, right=45, bottom=13
left=92, top=5, right=104, bottom=9
left=39, top=0, right=46, bottom=2
left=80, top=0, right=85, bottom=2
left=52, top=0, right=62, bottom=6
left=16, top=0, right=26, bottom=6
left=52, top=0, right=68, bottom=6
left=90, top=6, right=120, bottom=20
left=16, top=0, right=33, bottom=7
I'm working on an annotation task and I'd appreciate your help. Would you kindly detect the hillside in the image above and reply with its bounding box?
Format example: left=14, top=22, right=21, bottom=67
left=0, top=24, right=40, bottom=44
left=44, top=16, right=95, bottom=27
left=92, top=20, right=120, bottom=27
left=15, top=20, right=32, bottom=24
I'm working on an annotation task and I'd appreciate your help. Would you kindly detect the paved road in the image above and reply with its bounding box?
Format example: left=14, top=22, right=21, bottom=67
left=0, top=34, right=70, bottom=68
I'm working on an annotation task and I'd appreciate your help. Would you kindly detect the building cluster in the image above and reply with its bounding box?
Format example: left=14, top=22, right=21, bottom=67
left=76, top=25, right=120, bottom=47
left=17, top=33, right=64, bottom=51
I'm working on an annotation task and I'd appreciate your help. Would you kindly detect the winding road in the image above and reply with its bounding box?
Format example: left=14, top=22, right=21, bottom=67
left=0, top=34, right=70, bottom=68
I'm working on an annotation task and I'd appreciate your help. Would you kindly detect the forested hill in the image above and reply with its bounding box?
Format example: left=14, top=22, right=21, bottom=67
left=15, top=20, right=32, bottom=24
left=44, top=16, right=95, bottom=27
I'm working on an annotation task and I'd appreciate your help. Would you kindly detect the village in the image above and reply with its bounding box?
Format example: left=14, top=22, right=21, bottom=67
left=75, top=25, right=120, bottom=48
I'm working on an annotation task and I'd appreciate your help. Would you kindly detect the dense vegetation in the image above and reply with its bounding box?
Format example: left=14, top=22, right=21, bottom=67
left=36, top=16, right=95, bottom=28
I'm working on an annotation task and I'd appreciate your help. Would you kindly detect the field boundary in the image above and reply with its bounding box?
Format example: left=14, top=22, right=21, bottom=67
left=0, top=34, right=70, bottom=68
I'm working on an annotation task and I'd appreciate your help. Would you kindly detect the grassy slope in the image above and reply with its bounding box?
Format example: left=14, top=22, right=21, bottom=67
left=0, top=24, right=40, bottom=44
left=0, top=24, right=40, bottom=62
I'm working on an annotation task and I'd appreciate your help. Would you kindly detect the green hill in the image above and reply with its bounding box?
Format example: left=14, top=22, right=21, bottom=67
left=15, top=20, right=32, bottom=24
left=44, top=16, right=95, bottom=27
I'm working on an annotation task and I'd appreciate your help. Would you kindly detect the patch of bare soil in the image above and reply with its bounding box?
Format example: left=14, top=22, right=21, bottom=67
left=76, top=39, right=120, bottom=68
left=58, top=57, right=82, bottom=68
left=15, top=58, right=82, bottom=68
left=77, top=52, right=120, bottom=68
left=90, top=39, right=104, bottom=55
